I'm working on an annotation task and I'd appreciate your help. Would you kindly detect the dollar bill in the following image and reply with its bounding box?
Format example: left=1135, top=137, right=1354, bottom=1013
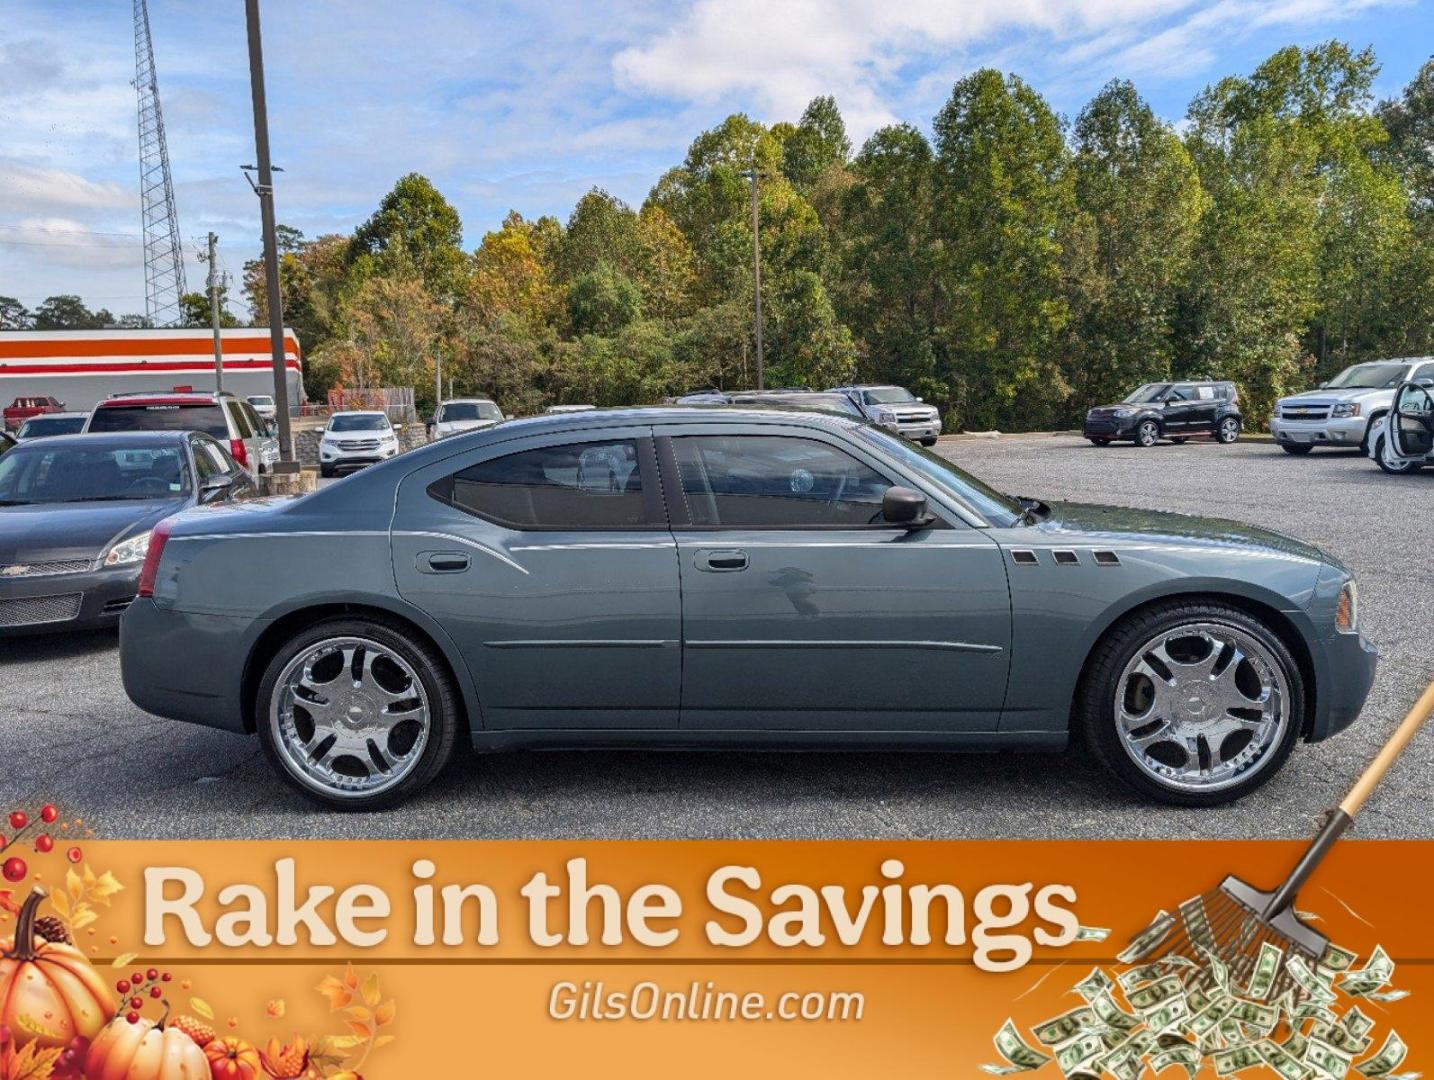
left=1363, top=989, right=1409, bottom=1003
left=1288, top=955, right=1339, bottom=1005
left=1295, top=1001, right=1340, bottom=1028
left=1343, top=1008, right=1376, bottom=1040
left=1283, top=1031, right=1310, bottom=1059
left=1074, top=968, right=1114, bottom=1002
left=1259, top=1038, right=1313, bottom=1080
left=1200, top=945, right=1232, bottom=993
left=1314, top=1020, right=1374, bottom=1056
left=985, top=1019, right=1054, bottom=1074
left=1228, top=999, right=1279, bottom=1033
left=1188, top=997, right=1237, bottom=1038
left=1151, top=1044, right=1201, bottom=1078
left=1091, top=991, right=1141, bottom=1034
left=1075, top=925, right=1112, bottom=942
left=1320, top=943, right=1359, bottom=973
left=1214, top=1045, right=1264, bottom=1075
left=1119, top=911, right=1176, bottom=964
left=1308, top=1037, right=1355, bottom=1079
left=1356, top=1032, right=1408, bottom=1078
left=1180, top=896, right=1217, bottom=952
left=1247, top=941, right=1285, bottom=1001
left=1341, top=947, right=1395, bottom=997
left=1034, top=1007, right=1099, bottom=1047
left=1128, top=975, right=1185, bottom=1014
left=1057, top=1033, right=1107, bottom=1076
left=1146, top=996, right=1191, bottom=1034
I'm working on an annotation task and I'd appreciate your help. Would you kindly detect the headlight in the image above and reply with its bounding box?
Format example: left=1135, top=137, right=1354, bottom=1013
left=1331, top=403, right=1361, bottom=418
left=1336, top=579, right=1359, bottom=633
left=104, top=530, right=152, bottom=568
left=874, top=409, right=897, bottom=422
left=1111, top=408, right=1133, bottom=417
left=1271, top=406, right=1283, bottom=418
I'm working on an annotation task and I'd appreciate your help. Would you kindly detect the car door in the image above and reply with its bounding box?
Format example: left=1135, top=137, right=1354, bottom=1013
left=653, top=422, right=1011, bottom=733
left=192, top=435, right=256, bottom=500
left=1187, top=384, right=1220, bottom=432
left=1388, top=379, right=1434, bottom=462
left=1160, top=385, right=1197, bottom=433
left=389, top=426, right=681, bottom=730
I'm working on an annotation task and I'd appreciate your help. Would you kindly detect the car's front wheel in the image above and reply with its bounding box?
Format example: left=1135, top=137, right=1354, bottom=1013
left=1088, top=438, right=1111, bottom=447
left=1216, top=417, right=1241, bottom=444
left=920, top=437, right=938, bottom=447
left=1135, top=420, right=1160, bottom=447
left=1374, top=434, right=1423, bottom=475
left=256, top=618, right=461, bottom=809
left=1280, top=443, right=1313, bottom=456
left=1077, top=602, right=1303, bottom=806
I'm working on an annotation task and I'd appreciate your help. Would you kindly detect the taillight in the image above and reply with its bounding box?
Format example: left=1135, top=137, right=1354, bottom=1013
left=136, top=518, right=175, bottom=598
left=229, top=438, right=249, bottom=468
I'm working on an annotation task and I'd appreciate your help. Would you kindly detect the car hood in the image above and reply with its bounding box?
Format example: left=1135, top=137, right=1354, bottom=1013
left=1087, top=402, right=1158, bottom=415
left=0, top=498, right=185, bottom=564
left=1031, top=501, right=1325, bottom=564
left=435, top=419, right=501, bottom=433
left=1278, top=387, right=1391, bottom=405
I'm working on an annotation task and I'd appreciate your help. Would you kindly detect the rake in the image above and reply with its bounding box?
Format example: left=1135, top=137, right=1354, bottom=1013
left=1131, top=677, right=1434, bottom=1003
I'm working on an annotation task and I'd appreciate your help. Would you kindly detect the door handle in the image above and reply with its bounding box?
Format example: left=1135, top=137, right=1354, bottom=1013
left=419, top=551, right=470, bottom=574
left=695, top=549, right=748, bottom=572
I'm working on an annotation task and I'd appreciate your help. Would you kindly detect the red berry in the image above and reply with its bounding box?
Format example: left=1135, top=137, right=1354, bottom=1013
left=146, top=967, right=159, bottom=981
left=161, top=972, right=172, bottom=982
left=40, top=805, right=58, bottom=824
left=129, top=997, right=143, bottom=1010
left=35, top=835, right=54, bottom=853
left=66, top=846, right=82, bottom=864
left=150, top=986, right=162, bottom=999
left=1, top=856, right=26, bottom=882
left=116, top=980, right=130, bottom=994
left=126, top=1012, right=140, bottom=1025
left=8, top=811, right=26, bottom=831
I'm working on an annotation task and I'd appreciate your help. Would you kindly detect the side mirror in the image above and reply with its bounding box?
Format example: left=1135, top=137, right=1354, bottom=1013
left=882, top=486, right=932, bottom=528
left=199, top=473, right=233, bottom=503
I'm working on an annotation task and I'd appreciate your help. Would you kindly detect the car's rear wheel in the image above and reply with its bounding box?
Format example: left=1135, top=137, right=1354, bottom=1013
left=256, top=618, right=460, bottom=809
left=1088, top=438, right=1111, bottom=447
left=1135, top=420, right=1160, bottom=447
left=1077, top=602, right=1303, bottom=806
left=1280, top=443, right=1313, bottom=456
left=1216, top=417, right=1241, bottom=444
left=1374, top=434, right=1423, bottom=475
left=1169, top=437, right=1188, bottom=445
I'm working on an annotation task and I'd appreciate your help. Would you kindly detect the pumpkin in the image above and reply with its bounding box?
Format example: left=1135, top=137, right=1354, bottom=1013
left=204, top=1036, right=261, bottom=1080
left=0, top=887, right=115, bottom=1050
left=85, top=1014, right=209, bottom=1080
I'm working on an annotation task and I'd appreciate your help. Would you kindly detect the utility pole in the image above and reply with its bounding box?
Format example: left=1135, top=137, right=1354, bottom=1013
left=243, top=0, right=297, bottom=473
left=741, top=167, right=764, bottom=390
left=206, top=232, right=224, bottom=393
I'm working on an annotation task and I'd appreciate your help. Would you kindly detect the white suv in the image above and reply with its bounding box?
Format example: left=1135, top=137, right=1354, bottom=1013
left=318, top=411, right=399, bottom=477
left=1270, top=357, right=1434, bottom=455
left=430, top=398, right=504, bottom=438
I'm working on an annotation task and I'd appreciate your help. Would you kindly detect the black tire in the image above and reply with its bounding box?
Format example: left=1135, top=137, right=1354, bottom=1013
left=1374, top=434, right=1423, bottom=475
left=1088, top=438, right=1111, bottom=447
left=1076, top=600, right=1304, bottom=807
left=1215, top=417, right=1241, bottom=444
left=1135, top=420, right=1161, bottom=447
left=1169, top=437, right=1188, bottom=445
left=1280, top=443, right=1313, bottom=455
left=920, top=437, right=938, bottom=447
left=320, top=463, right=335, bottom=478
left=255, top=617, right=462, bottom=810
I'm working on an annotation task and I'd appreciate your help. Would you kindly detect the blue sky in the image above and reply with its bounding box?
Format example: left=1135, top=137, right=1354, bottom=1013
left=2, top=0, right=1430, bottom=318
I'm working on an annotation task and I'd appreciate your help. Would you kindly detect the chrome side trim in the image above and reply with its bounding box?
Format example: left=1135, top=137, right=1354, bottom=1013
left=393, top=530, right=530, bottom=575
left=483, top=639, right=679, bottom=649
left=685, top=639, right=1003, bottom=654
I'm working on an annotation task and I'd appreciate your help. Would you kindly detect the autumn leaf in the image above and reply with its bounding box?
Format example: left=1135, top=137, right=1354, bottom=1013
left=373, top=1034, right=396, bottom=1049
left=342, top=963, right=359, bottom=990
left=190, top=997, right=215, bottom=1021
left=65, top=869, right=83, bottom=904
left=3, top=1040, right=64, bottom=1080
left=111, top=952, right=138, bottom=968
left=342, top=1006, right=371, bottom=1025
left=360, top=972, right=381, bottom=1008
left=374, top=1000, right=395, bottom=1027
left=47, top=891, right=69, bottom=920
left=345, top=1020, right=372, bottom=1040
left=266, top=999, right=286, bottom=1019
left=316, top=975, right=353, bottom=1011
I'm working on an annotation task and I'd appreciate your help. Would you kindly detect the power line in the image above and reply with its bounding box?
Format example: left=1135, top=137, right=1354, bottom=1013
left=0, top=224, right=143, bottom=239
left=0, top=238, right=143, bottom=249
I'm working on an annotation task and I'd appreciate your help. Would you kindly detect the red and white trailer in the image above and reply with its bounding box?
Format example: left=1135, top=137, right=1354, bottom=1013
left=0, top=328, right=305, bottom=416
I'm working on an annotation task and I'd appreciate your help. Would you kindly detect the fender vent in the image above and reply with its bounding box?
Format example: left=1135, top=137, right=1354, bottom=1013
left=1052, top=549, right=1080, bottom=565
left=1011, top=549, right=1039, bottom=565
left=1092, top=550, right=1121, bottom=566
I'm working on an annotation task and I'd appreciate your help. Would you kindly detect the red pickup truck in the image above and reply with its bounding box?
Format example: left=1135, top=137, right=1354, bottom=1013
left=3, top=395, right=65, bottom=432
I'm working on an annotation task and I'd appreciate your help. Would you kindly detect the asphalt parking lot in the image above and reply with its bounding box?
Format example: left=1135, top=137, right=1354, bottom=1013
left=2, top=435, right=1430, bottom=840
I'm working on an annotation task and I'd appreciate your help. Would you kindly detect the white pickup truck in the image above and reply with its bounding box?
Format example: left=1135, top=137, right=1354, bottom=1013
left=1367, top=375, right=1434, bottom=474
left=1270, top=357, right=1434, bottom=455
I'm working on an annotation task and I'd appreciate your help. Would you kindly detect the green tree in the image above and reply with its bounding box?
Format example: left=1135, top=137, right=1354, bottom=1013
left=466, top=211, right=559, bottom=332
left=0, top=297, right=31, bottom=329
left=1064, top=80, right=1204, bottom=413
left=931, top=69, right=1073, bottom=430
left=567, top=261, right=643, bottom=336
left=178, top=290, right=241, bottom=329
left=31, top=295, right=113, bottom=330
left=1379, top=56, right=1434, bottom=212
left=555, top=189, right=642, bottom=281
left=782, top=95, right=852, bottom=191
left=349, top=173, right=468, bottom=298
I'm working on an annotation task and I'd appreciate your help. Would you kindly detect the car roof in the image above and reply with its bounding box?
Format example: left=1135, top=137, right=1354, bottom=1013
left=96, top=393, right=226, bottom=407
left=329, top=410, right=388, bottom=417
left=460, top=404, right=859, bottom=439
left=6, top=431, right=192, bottom=449
left=440, top=397, right=496, bottom=404
left=22, top=411, right=89, bottom=420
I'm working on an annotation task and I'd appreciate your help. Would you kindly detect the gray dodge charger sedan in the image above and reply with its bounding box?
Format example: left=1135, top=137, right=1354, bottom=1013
left=119, top=407, right=1377, bottom=810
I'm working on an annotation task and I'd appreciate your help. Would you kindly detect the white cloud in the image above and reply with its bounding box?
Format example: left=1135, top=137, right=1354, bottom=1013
left=0, top=162, right=133, bottom=214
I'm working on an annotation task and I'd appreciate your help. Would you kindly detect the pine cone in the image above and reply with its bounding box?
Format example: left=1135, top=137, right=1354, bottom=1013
left=33, top=915, right=70, bottom=944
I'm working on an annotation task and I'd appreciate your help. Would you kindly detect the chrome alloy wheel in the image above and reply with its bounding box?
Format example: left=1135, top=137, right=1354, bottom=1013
left=1114, top=621, right=1289, bottom=794
left=1136, top=420, right=1160, bottom=447
left=269, top=636, right=431, bottom=799
left=1217, top=417, right=1240, bottom=443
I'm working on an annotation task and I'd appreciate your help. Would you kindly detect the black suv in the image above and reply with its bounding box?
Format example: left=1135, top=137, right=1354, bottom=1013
left=1083, top=381, right=1242, bottom=448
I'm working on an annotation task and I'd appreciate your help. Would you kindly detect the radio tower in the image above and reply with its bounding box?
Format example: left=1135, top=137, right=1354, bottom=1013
left=133, top=0, right=187, bottom=326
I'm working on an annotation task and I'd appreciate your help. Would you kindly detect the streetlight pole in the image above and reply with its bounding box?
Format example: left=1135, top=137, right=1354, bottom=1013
left=206, top=231, right=224, bottom=393
left=243, top=0, right=297, bottom=473
left=741, top=167, right=764, bottom=390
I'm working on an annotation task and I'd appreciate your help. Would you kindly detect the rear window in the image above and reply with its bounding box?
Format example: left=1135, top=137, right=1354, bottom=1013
left=18, top=416, right=86, bottom=438
left=89, top=404, right=229, bottom=438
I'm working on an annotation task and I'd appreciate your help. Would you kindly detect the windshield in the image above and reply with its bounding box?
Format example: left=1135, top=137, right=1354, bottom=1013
left=247, top=396, right=274, bottom=407
left=0, top=444, right=190, bottom=505
left=88, top=403, right=228, bottom=437
left=328, top=414, right=389, bottom=432
left=733, top=393, right=863, bottom=416
left=861, top=387, right=916, bottom=405
left=440, top=402, right=502, bottom=422
left=1324, top=363, right=1410, bottom=390
left=1123, top=383, right=1170, bottom=404
left=855, top=425, right=1022, bottom=527
left=18, top=416, right=86, bottom=438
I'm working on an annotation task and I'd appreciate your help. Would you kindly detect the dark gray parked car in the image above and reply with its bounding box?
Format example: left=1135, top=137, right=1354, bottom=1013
left=119, top=407, right=1376, bottom=810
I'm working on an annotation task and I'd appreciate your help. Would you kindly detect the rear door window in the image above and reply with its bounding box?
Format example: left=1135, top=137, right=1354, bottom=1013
left=88, top=404, right=229, bottom=437
left=434, top=439, right=650, bottom=530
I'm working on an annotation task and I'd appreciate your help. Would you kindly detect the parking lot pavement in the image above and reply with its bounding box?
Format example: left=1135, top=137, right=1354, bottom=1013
left=2, top=436, right=1430, bottom=840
